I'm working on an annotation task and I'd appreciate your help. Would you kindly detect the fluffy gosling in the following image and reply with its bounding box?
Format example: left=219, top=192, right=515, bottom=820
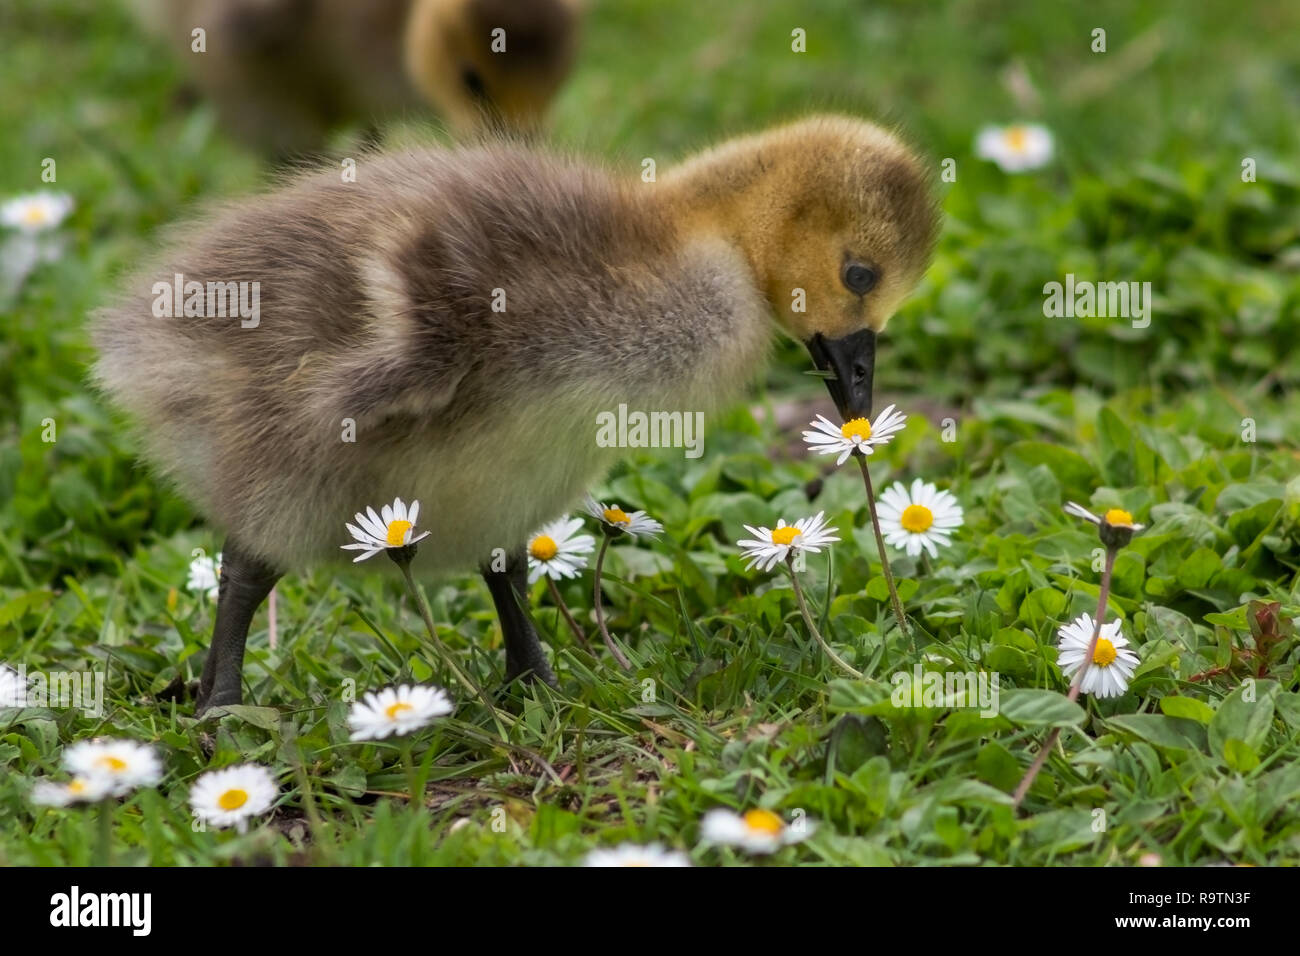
left=133, top=0, right=580, bottom=156
left=92, top=114, right=939, bottom=713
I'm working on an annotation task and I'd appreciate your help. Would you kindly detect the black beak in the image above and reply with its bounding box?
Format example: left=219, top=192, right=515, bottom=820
left=805, top=329, right=876, bottom=420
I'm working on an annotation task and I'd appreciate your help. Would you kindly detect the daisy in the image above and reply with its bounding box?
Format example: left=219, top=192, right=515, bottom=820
left=31, top=775, right=113, bottom=807
left=1, top=191, right=74, bottom=233
left=803, top=404, right=908, bottom=466
left=348, top=683, right=453, bottom=741
left=342, top=496, right=430, bottom=562
left=0, top=662, right=26, bottom=708
left=877, top=478, right=964, bottom=558
left=526, top=516, right=595, bottom=584
left=583, top=843, right=692, bottom=867
left=1056, top=613, right=1139, bottom=699
left=63, top=739, right=163, bottom=797
left=186, top=551, right=222, bottom=599
left=1063, top=501, right=1145, bottom=549
left=189, top=764, right=278, bottom=831
left=975, top=123, right=1054, bottom=173
left=1063, top=502, right=1145, bottom=532
left=736, top=511, right=839, bottom=573
left=584, top=496, right=663, bottom=538
left=700, top=808, right=814, bottom=855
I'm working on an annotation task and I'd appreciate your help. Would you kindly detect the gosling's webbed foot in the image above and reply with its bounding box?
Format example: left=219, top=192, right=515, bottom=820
left=482, top=548, right=558, bottom=690
left=196, top=541, right=281, bottom=717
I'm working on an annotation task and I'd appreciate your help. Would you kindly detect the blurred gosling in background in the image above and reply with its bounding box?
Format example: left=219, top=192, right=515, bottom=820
left=131, top=0, right=581, bottom=156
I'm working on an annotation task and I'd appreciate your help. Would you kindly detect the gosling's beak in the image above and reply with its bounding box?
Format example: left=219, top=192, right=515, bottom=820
left=805, top=329, right=876, bottom=420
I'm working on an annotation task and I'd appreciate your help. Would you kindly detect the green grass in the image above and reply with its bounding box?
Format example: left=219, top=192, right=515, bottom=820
left=2, top=0, right=1299, bottom=865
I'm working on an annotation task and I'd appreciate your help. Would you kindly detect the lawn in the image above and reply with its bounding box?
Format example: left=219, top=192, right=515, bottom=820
left=2, top=0, right=1299, bottom=866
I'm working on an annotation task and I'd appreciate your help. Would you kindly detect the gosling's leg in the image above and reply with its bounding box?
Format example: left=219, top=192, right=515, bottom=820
left=481, top=548, right=557, bottom=687
left=196, top=541, right=281, bottom=715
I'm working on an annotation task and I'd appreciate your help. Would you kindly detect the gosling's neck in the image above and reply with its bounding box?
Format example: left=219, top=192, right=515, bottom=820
left=655, top=145, right=775, bottom=294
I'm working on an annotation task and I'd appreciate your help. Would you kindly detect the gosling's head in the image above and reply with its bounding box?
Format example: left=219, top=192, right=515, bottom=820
left=665, top=115, right=940, bottom=418
left=404, top=0, right=580, bottom=134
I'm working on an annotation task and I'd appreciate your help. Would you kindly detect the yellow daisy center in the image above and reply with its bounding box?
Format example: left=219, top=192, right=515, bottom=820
left=218, top=788, right=249, bottom=811
left=1092, top=639, right=1117, bottom=667
left=1103, top=508, right=1134, bottom=528
left=96, top=756, right=128, bottom=773
left=385, top=701, right=414, bottom=720
left=603, top=507, right=631, bottom=525
left=22, top=205, right=49, bottom=225
left=900, top=504, right=934, bottom=533
left=68, top=779, right=87, bottom=794
left=840, top=417, right=872, bottom=441
left=743, top=809, right=785, bottom=835
left=529, top=535, right=558, bottom=561
left=385, top=519, right=412, bottom=547
left=770, top=526, right=802, bottom=546
left=1004, top=126, right=1029, bottom=153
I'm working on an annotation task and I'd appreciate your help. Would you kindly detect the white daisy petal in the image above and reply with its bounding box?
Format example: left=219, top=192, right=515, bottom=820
left=527, top=515, right=594, bottom=581
left=975, top=123, right=1054, bottom=173
left=1063, top=501, right=1101, bottom=524
left=31, top=775, right=113, bottom=806
left=342, top=497, right=430, bottom=560
left=348, top=683, right=453, bottom=741
left=186, top=552, right=222, bottom=600
left=700, top=808, right=814, bottom=855
left=189, top=764, right=278, bottom=830
left=584, top=843, right=692, bottom=867
left=63, top=739, right=163, bottom=797
left=876, top=479, right=963, bottom=559
left=1, top=191, right=74, bottom=234
left=1056, top=614, right=1134, bottom=698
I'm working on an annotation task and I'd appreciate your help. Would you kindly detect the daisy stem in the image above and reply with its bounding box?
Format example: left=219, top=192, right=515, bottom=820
left=786, top=557, right=863, bottom=679
left=855, top=454, right=911, bottom=647
left=1011, top=547, right=1117, bottom=810
left=1067, top=547, right=1117, bottom=704
left=401, top=739, right=419, bottom=809
left=395, top=558, right=508, bottom=739
left=546, top=577, right=591, bottom=651
left=96, top=799, right=113, bottom=866
left=593, top=536, right=633, bottom=671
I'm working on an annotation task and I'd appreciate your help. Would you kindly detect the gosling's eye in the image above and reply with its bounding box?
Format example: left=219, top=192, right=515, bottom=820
left=461, top=66, right=488, bottom=101
left=842, top=262, right=879, bottom=296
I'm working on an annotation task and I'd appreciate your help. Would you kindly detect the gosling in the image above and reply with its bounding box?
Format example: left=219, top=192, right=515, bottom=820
left=92, top=114, right=940, bottom=714
left=133, top=0, right=580, bottom=156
